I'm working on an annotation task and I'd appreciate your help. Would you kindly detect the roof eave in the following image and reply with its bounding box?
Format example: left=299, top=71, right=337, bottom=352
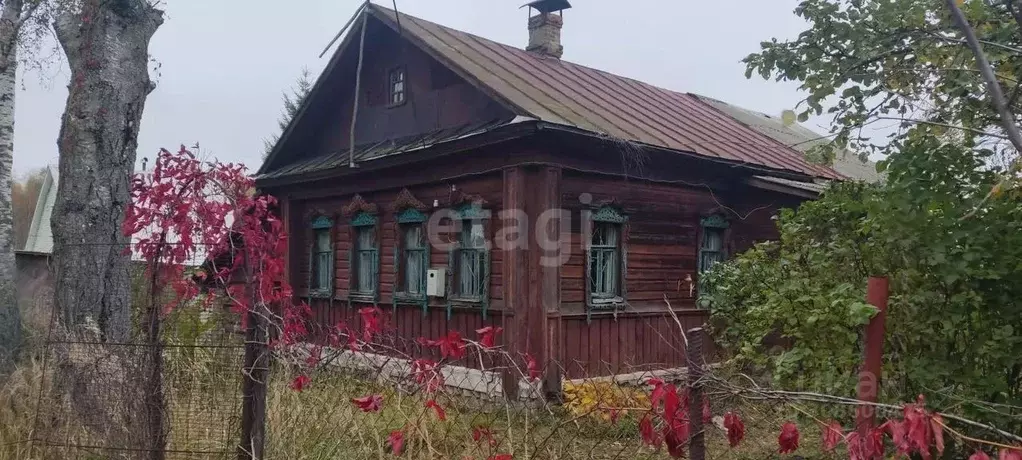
left=534, top=121, right=830, bottom=183
left=255, top=120, right=539, bottom=189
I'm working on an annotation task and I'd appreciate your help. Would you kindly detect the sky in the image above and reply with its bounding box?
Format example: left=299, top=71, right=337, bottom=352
left=12, top=0, right=814, bottom=178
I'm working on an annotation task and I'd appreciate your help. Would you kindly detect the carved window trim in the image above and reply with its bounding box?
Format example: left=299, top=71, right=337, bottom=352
left=306, top=212, right=335, bottom=299
left=585, top=205, right=628, bottom=319
left=390, top=189, right=430, bottom=312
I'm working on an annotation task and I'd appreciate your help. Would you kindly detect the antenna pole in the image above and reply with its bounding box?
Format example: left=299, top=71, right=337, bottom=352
left=349, top=5, right=369, bottom=169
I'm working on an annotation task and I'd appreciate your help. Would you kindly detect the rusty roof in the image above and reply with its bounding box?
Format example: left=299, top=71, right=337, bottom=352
left=367, top=4, right=841, bottom=180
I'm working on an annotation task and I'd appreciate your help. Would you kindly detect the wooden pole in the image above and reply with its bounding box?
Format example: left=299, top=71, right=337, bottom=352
left=686, top=327, right=706, bottom=460
left=856, top=276, right=888, bottom=436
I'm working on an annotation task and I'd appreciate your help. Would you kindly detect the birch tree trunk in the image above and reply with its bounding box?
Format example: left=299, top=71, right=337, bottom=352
left=52, top=0, right=162, bottom=341
left=0, top=0, right=26, bottom=373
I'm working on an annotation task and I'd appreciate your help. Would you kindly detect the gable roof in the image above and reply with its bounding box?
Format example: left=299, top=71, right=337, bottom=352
left=695, top=95, right=881, bottom=182
left=18, top=167, right=204, bottom=266
left=23, top=166, right=57, bottom=254
left=260, top=3, right=842, bottom=182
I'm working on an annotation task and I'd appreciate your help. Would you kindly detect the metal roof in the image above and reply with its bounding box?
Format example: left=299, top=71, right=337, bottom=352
left=258, top=118, right=513, bottom=180
left=694, top=95, right=880, bottom=182
left=367, top=4, right=841, bottom=180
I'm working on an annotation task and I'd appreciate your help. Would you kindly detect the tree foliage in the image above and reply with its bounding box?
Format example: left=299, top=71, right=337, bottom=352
left=744, top=0, right=1022, bottom=171
left=704, top=135, right=1022, bottom=433
left=263, top=67, right=313, bottom=158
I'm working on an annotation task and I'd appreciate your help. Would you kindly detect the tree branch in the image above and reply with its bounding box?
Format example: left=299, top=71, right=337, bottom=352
left=947, top=0, right=1022, bottom=154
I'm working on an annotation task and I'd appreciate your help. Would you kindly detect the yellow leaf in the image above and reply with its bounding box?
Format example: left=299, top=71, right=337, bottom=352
left=781, top=109, right=797, bottom=126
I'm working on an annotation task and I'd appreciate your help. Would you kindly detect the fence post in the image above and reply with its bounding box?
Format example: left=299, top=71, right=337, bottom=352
left=238, top=302, right=269, bottom=460
left=857, top=276, right=889, bottom=437
left=686, top=327, right=706, bottom=460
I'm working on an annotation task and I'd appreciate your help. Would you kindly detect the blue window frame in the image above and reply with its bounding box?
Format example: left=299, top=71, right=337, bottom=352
left=586, top=206, right=627, bottom=312
left=309, top=215, right=334, bottom=298
left=350, top=212, right=380, bottom=300
left=698, top=214, right=729, bottom=274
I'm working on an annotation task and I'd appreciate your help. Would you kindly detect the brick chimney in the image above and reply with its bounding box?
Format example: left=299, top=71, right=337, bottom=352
left=524, top=0, right=571, bottom=59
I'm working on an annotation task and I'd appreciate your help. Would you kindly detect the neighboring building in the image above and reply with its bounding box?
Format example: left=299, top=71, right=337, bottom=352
left=16, top=166, right=203, bottom=297
left=22, top=166, right=57, bottom=255
left=256, top=1, right=844, bottom=392
left=16, top=167, right=57, bottom=301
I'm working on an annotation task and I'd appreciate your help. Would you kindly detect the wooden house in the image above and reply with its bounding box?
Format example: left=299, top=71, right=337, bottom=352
left=256, top=1, right=843, bottom=395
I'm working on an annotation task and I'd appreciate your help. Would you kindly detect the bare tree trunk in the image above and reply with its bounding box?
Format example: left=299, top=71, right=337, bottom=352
left=0, top=0, right=26, bottom=373
left=51, top=0, right=162, bottom=341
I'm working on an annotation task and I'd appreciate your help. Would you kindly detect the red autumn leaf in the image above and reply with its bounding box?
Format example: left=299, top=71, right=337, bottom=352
left=472, top=426, right=498, bottom=447
left=487, top=455, right=512, bottom=460
left=425, top=399, right=447, bottom=421
left=883, top=419, right=911, bottom=456
left=663, top=414, right=690, bottom=458
left=931, top=413, right=945, bottom=455
left=388, top=430, right=404, bottom=456
left=821, top=420, right=842, bottom=452
left=969, top=451, right=991, bottom=460
left=411, top=359, right=442, bottom=393
left=723, top=412, right=745, bottom=447
left=438, top=330, right=466, bottom=359
left=846, top=430, right=883, bottom=460
left=663, top=384, right=681, bottom=423
left=289, top=374, right=310, bottom=392
left=1001, top=448, right=1022, bottom=460
left=639, top=413, right=660, bottom=447
left=359, top=307, right=383, bottom=342
left=351, top=394, right=384, bottom=412
left=475, top=326, right=503, bottom=349
left=777, top=421, right=799, bottom=454
left=904, top=395, right=934, bottom=459
left=701, top=398, right=711, bottom=424
left=609, top=408, right=621, bottom=425
left=526, top=354, right=540, bottom=381
left=306, top=345, right=322, bottom=367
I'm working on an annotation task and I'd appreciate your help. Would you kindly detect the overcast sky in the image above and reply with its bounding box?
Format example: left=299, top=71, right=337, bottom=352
left=13, top=0, right=814, bottom=177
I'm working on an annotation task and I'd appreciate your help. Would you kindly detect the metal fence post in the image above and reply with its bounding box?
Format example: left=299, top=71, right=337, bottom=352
left=857, top=276, right=889, bottom=437
left=686, top=327, right=706, bottom=460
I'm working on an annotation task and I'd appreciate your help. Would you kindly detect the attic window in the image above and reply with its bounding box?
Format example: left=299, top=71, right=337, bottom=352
left=388, top=67, right=406, bottom=106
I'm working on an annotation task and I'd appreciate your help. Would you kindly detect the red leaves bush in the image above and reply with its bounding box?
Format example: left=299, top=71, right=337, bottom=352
left=722, top=412, right=745, bottom=447
left=777, top=421, right=800, bottom=454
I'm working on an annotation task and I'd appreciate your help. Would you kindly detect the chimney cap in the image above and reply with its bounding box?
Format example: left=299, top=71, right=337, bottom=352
left=521, top=0, right=572, bottom=14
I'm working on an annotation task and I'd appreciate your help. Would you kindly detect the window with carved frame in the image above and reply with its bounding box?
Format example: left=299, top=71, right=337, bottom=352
left=350, top=212, right=380, bottom=300
left=395, top=208, right=428, bottom=301
left=309, top=215, right=334, bottom=298
left=449, top=203, right=490, bottom=304
left=698, top=214, right=729, bottom=274
left=586, top=206, right=627, bottom=310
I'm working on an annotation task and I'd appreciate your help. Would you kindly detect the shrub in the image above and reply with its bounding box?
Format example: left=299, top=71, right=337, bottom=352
left=704, top=136, right=1022, bottom=434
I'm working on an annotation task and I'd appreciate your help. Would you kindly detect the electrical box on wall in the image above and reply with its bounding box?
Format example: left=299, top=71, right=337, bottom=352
left=426, top=269, right=445, bottom=297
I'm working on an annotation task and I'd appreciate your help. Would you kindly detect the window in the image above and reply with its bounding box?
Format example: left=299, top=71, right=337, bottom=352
left=309, top=215, right=334, bottom=298
left=395, top=208, right=428, bottom=300
left=350, top=212, right=379, bottom=298
left=698, top=214, right=729, bottom=273
left=586, top=206, right=626, bottom=308
left=589, top=222, right=620, bottom=297
left=449, top=203, right=490, bottom=306
left=388, top=67, right=406, bottom=106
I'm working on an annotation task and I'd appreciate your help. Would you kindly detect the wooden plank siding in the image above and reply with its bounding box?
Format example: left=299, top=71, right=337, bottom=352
left=552, top=171, right=798, bottom=378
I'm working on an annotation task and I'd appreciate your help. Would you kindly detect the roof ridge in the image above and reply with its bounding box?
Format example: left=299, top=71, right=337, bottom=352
left=341, top=3, right=843, bottom=180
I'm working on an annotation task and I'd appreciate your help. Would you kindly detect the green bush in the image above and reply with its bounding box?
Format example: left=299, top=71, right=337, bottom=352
left=704, top=136, right=1022, bottom=433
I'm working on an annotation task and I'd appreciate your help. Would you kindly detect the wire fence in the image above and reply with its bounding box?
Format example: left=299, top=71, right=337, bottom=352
left=13, top=243, right=1022, bottom=460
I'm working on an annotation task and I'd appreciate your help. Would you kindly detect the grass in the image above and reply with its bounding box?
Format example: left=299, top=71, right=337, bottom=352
left=0, top=350, right=829, bottom=460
